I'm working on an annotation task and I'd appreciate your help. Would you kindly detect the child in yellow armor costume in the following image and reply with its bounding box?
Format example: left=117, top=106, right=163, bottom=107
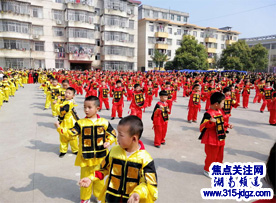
left=54, top=87, right=79, bottom=157
left=0, top=81, right=4, bottom=108
left=79, top=116, right=158, bottom=203
left=2, top=75, right=10, bottom=102
left=55, top=96, right=117, bottom=203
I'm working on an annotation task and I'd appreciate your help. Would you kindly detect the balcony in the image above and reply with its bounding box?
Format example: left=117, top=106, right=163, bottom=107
left=205, top=37, right=217, bottom=43
left=155, top=32, right=168, bottom=38
left=226, top=40, right=235, bottom=45
left=69, top=53, right=93, bottom=61
left=207, top=58, right=215, bottom=63
left=155, top=43, right=168, bottom=50
left=206, top=48, right=216, bottom=53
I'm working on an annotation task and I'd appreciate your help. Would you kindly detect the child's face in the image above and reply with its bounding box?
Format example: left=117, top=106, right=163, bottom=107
left=102, top=81, right=106, bottom=86
left=65, top=89, right=74, bottom=100
left=193, top=86, right=200, bottom=92
left=52, top=81, right=58, bottom=86
left=217, top=100, right=225, bottom=109
left=84, top=101, right=99, bottom=118
left=116, top=83, right=122, bottom=88
left=117, top=124, right=133, bottom=150
left=266, top=83, right=270, bottom=87
left=225, top=91, right=231, bottom=96
left=160, top=95, right=168, bottom=102
left=62, top=83, right=69, bottom=89
left=135, top=86, right=141, bottom=91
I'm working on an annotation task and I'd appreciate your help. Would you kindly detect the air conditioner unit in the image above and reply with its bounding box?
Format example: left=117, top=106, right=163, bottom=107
left=174, top=32, right=177, bottom=35
left=54, top=49, right=59, bottom=53
left=33, top=35, right=39, bottom=39
left=56, top=20, right=62, bottom=25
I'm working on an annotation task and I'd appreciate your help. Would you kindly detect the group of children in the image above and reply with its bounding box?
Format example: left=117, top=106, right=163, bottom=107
left=1, top=68, right=274, bottom=202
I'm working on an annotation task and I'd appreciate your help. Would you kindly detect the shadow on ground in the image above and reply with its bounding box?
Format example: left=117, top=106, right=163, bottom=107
left=155, top=158, right=204, bottom=175
left=225, top=147, right=268, bottom=161
left=26, top=140, right=59, bottom=155
left=10, top=173, right=79, bottom=202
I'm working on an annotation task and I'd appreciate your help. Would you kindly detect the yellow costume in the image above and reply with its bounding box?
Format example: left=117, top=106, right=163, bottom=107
left=57, top=117, right=116, bottom=201
left=44, top=81, right=52, bottom=109
left=2, top=80, right=10, bottom=102
left=9, top=78, right=16, bottom=96
left=0, top=82, right=4, bottom=108
left=90, top=141, right=158, bottom=203
left=56, top=100, right=79, bottom=154
left=50, top=84, right=61, bottom=116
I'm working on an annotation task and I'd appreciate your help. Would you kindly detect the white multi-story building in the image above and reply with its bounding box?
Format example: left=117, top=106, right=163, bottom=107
left=138, top=5, right=240, bottom=71
left=0, top=0, right=140, bottom=71
left=241, top=35, right=276, bottom=72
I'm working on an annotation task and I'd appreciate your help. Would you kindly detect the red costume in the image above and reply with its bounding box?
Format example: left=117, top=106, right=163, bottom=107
left=164, top=87, right=173, bottom=113
left=199, top=108, right=230, bottom=172
left=223, top=95, right=238, bottom=131
left=260, top=87, right=273, bottom=112
left=151, top=101, right=169, bottom=146
left=98, top=85, right=110, bottom=110
left=111, top=87, right=126, bottom=118
left=187, top=91, right=201, bottom=122
left=144, top=85, right=153, bottom=107
left=269, top=92, right=276, bottom=125
left=242, top=84, right=253, bottom=108
left=205, top=85, right=216, bottom=111
left=129, top=90, right=145, bottom=119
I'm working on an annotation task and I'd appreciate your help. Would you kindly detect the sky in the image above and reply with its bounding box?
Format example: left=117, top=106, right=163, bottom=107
left=140, top=0, right=276, bottom=38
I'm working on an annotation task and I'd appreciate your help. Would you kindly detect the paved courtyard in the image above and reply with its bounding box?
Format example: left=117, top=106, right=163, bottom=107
left=0, top=84, right=275, bottom=203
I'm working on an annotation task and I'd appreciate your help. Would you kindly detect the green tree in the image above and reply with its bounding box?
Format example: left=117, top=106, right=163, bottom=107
left=164, top=61, right=174, bottom=70
left=172, top=35, right=209, bottom=70
left=219, top=40, right=253, bottom=71
left=151, top=49, right=169, bottom=70
left=251, top=43, right=268, bottom=71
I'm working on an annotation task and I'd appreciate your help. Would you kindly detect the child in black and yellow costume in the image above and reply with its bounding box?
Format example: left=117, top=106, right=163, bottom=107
left=79, top=115, right=158, bottom=203
left=55, top=96, right=116, bottom=203
left=44, top=78, right=61, bottom=116
left=54, top=87, right=79, bottom=157
left=2, top=75, right=10, bottom=103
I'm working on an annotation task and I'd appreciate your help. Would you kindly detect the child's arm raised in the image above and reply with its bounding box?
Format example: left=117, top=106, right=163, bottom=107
left=104, top=122, right=117, bottom=146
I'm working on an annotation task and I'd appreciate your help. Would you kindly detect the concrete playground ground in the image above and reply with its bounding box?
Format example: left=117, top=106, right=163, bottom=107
left=0, top=84, right=275, bottom=203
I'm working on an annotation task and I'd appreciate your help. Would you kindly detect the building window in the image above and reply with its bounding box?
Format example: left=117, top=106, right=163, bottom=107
left=95, top=8, right=100, bottom=16
left=176, top=40, right=181, bottom=45
left=144, top=9, right=150, bottom=17
left=168, top=27, right=172, bottom=34
left=167, top=38, right=172, bottom=45
left=34, top=41, right=44, bottom=51
left=52, top=10, right=64, bottom=22
left=162, top=12, right=167, bottom=19
left=214, top=34, right=218, bottom=39
left=193, top=31, right=197, bottom=37
left=200, top=32, right=204, bottom=38
left=53, top=27, right=65, bottom=36
left=177, top=15, right=181, bottom=21
left=183, top=17, right=188, bottom=22
left=129, top=20, right=134, bottom=29
left=95, top=53, right=100, bottom=60
left=177, top=29, right=181, bottom=35
left=214, top=43, right=217, bottom=49
left=167, top=50, right=171, bottom=56
left=55, top=0, right=64, bottom=3
left=68, top=28, right=94, bottom=39
left=96, top=39, right=100, bottom=46
left=221, top=35, right=225, bottom=40
left=3, top=39, right=30, bottom=50
left=271, top=43, right=276, bottom=49
left=55, top=59, right=64, bottom=69
left=32, top=26, right=44, bottom=36
left=148, top=37, right=155, bottom=44
left=32, top=6, right=43, bottom=18
left=34, top=59, right=45, bottom=69
left=67, top=10, right=94, bottom=24
left=148, top=48, right=154, bottom=56
left=153, top=11, right=158, bottom=18
left=129, top=35, right=134, bottom=43
left=183, top=30, right=189, bottom=35
left=5, top=58, right=25, bottom=69
left=170, top=14, right=174, bottom=20
left=103, top=46, right=134, bottom=57
left=221, top=44, right=225, bottom=49
left=0, top=1, right=30, bottom=15
left=233, top=36, right=237, bottom=41
left=149, top=24, right=154, bottom=32
left=148, top=61, right=153, bottom=68
left=0, top=20, right=29, bottom=34
left=95, top=24, right=100, bottom=31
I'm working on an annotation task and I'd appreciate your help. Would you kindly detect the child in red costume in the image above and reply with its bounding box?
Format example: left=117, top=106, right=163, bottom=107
left=144, top=80, right=154, bottom=108
left=199, top=92, right=233, bottom=178
left=222, top=87, right=239, bottom=133
left=163, top=81, right=173, bottom=113
left=84, top=76, right=98, bottom=98
left=151, top=90, right=170, bottom=148
left=129, top=84, right=145, bottom=119
left=187, top=84, right=202, bottom=123
left=269, top=92, right=276, bottom=125
left=260, top=81, right=273, bottom=113
left=98, top=80, right=110, bottom=111
left=242, top=81, right=253, bottom=108
left=205, top=80, right=217, bottom=111
left=111, top=80, right=126, bottom=120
